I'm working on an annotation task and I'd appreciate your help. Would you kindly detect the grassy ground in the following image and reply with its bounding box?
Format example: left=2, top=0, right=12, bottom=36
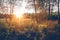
left=0, top=18, right=59, bottom=40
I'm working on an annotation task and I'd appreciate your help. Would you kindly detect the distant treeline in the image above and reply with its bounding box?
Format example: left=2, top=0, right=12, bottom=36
left=0, top=13, right=14, bottom=18
left=0, top=12, right=58, bottom=21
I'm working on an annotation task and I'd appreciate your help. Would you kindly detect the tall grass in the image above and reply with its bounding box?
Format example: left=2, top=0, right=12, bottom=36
left=0, top=17, right=58, bottom=40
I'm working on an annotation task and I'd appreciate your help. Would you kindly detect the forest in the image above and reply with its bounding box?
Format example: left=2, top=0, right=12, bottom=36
left=0, top=0, right=60, bottom=40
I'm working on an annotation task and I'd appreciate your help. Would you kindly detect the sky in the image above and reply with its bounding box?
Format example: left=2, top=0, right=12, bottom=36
left=14, top=0, right=35, bottom=14
left=9, top=0, right=60, bottom=13
left=0, top=0, right=60, bottom=14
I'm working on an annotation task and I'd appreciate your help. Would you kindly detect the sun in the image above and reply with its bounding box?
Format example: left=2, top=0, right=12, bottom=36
left=13, top=1, right=27, bottom=18
left=14, top=13, right=23, bottom=18
left=13, top=9, right=24, bottom=18
left=13, top=0, right=34, bottom=18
